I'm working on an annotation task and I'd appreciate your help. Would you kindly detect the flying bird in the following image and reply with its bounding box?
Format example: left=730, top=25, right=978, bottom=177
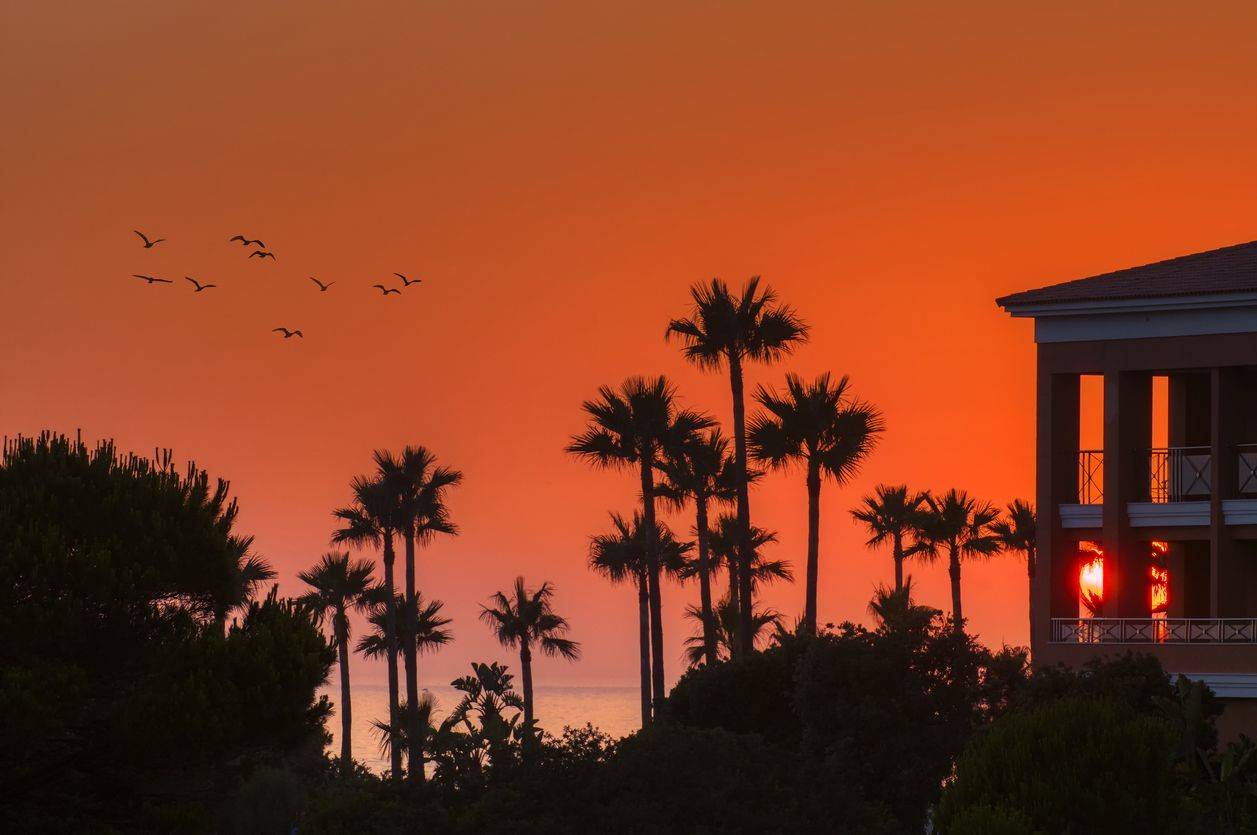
left=185, top=277, right=217, bottom=292
left=394, top=273, right=422, bottom=287
left=249, top=250, right=277, bottom=260
left=373, top=284, right=401, bottom=295
left=229, top=235, right=266, bottom=248
left=133, top=274, right=172, bottom=284
left=309, top=277, right=335, bottom=292
left=133, top=230, right=165, bottom=248
left=272, top=327, right=304, bottom=338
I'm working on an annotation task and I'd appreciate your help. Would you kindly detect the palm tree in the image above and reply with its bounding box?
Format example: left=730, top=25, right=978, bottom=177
left=589, top=512, right=691, bottom=725
left=851, top=484, right=928, bottom=593
left=479, top=577, right=581, bottom=729
left=915, top=488, right=1000, bottom=627
left=298, top=551, right=375, bottom=777
left=357, top=590, right=453, bottom=662
left=214, top=534, right=276, bottom=633
left=656, top=427, right=739, bottom=666
left=702, top=511, right=792, bottom=616
left=667, top=277, right=809, bottom=653
left=683, top=596, right=782, bottom=665
left=374, top=446, right=462, bottom=782
left=332, top=475, right=405, bottom=779
left=992, top=500, right=1037, bottom=648
left=567, top=376, right=711, bottom=712
left=866, top=577, right=938, bottom=635
left=749, top=372, right=883, bottom=633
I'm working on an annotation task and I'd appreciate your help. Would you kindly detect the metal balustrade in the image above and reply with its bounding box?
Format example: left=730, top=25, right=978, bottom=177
left=1077, top=450, right=1103, bottom=504
left=1147, top=446, right=1211, bottom=503
left=1240, top=444, right=1257, bottom=496
left=1052, top=617, right=1257, bottom=644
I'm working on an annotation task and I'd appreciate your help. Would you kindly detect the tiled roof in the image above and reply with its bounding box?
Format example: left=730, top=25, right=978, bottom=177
left=997, top=240, right=1257, bottom=308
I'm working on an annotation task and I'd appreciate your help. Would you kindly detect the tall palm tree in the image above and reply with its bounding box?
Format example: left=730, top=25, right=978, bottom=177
left=667, top=277, right=809, bottom=653
left=749, top=372, right=883, bottom=633
left=332, top=475, right=405, bottom=779
left=851, top=484, right=928, bottom=593
left=683, top=596, right=782, bottom=666
left=656, top=427, right=739, bottom=666
left=991, top=499, right=1037, bottom=649
left=298, top=551, right=375, bottom=777
left=700, top=512, right=792, bottom=637
left=567, top=376, right=712, bottom=712
left=589, top=512, right=691, bottom=725
left=375, top=446, right=462, bottom=782
left=479, top=577, right=581, bottom=729
left=915, top=488, right=1000, bottom=627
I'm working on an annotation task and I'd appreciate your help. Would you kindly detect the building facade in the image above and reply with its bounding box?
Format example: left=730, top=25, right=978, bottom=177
left=999, top=241, right=1257, bottom=739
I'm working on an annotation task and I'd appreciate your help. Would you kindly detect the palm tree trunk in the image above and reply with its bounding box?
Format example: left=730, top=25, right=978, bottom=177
left=804, top=459, right=821, bottom=634
left=639, top=457, right=666, bottom=712
left=728, top=561, right=738, bottom=615
left=728, top=351, right=754, bottom=656
left=949, top=543, right=963, bottom=628
left=892, top=532, right=904, bottom=592
left=636, top=570, right=651, bottom=727
left=336, top=610, right=353, bottom=777
left=382, top=535, right=403, bottom=779
left=402, top=529, right=423, bottom=783
left=520, top=644, right=535, bottom=728
left=695, top=493, right=717, bottom=666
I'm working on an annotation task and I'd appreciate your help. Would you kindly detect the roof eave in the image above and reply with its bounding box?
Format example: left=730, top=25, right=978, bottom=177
left=998, top=291, right=1257, bottom=319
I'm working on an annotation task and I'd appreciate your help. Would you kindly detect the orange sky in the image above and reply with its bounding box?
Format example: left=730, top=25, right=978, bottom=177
left=4, top=1, right=1257, bottom=688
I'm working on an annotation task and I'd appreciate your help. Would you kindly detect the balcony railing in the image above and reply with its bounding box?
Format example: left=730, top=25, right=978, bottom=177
left=1240, top=444, right=1257, bottom=496
left=1147, top=446, right=1211, bottom=503
left=1077, top=450, right=1103, bottom=504
left=1052, top=617, right=1257, bottom=644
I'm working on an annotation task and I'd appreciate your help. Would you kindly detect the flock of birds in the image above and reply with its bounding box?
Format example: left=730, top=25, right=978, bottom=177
left=129, top=229, right=424, bottom=339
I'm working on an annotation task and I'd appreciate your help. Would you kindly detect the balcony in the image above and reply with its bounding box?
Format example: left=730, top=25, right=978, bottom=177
left=1052, top=617, right=1257, bottom=644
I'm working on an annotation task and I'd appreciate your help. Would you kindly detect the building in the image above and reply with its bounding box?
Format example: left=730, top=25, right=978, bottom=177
left=998, top=240, right=1257, bottom=739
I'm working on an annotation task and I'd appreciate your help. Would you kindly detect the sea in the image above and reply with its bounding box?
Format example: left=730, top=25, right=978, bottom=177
left=319, top=682, right=642, bottom=773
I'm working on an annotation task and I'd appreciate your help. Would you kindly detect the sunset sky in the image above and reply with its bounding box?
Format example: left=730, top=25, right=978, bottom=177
left=5, top=1, right=1257, bottom=688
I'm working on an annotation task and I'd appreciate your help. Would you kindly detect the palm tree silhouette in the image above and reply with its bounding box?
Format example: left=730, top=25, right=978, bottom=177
left=214, top=533, right=276, bottom=634
left=684, top=595, right=782, bottom=665
left=480, top=576, right=581, bottom=729
left=866, top=577, right=938, bottom=634
left=374, top=447, right=462, bottom=782
left=589, top=512, right=691, bottom=724
left=749, top=372, right=882, bottom=634
left=567, top=376, right=711, bottom=714
left=667, top=277, right=809, bottom=654
left=702, top=512, right=792, bottom=619
left=991, top=499, right=1037, bottom=648
left=332, top=475, right=405, bottom=779
left=357, top=590, right=453, bottom=662
left=656, top=427, right=738, bottom=666
left=298, top=551, right=375, bottom=777
left=915, top=488, right=1000, bottom=628
left=851, top=484, right=928, bottom=593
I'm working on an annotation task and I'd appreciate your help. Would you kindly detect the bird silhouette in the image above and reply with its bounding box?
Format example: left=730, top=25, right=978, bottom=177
left=394, top=273, right=422, bottom=287
left=134, top=230, right=165, bottom=248
left=185, top=277, right=217, bottom=292
left=229, top=235, right=266, bottom=248
left=133, top=274, right=173, bottom=284
left=272, top=327, right=304, bottom=338
left=309, top=277, right=335, bottom=292
left=249, top=250, right=277, bottom=260
left=373, top=284, right=401, bottom=295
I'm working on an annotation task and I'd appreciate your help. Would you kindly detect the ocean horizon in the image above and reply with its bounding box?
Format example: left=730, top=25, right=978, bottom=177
left=321, top=682, right=642, bottom=773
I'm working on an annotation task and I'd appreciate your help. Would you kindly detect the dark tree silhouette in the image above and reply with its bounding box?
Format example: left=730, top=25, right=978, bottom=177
left=701, top=512, right=792, bottom=623
left=749, top=372, right=882, bottom=634
left=667, top=277, right=809, bottom=654
left=480, top=576, right=580, bottom=729
left=915, top=489, right=1000, bottom=627
left=852, top=484, right=928, bottom=593
left=298, top=551, right=375, bottom=776
left=567, top=376, right=712, bottom=715
left=589, top=512, right=691, bottom=725
left=992, top=500, right=1037, bottom=646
